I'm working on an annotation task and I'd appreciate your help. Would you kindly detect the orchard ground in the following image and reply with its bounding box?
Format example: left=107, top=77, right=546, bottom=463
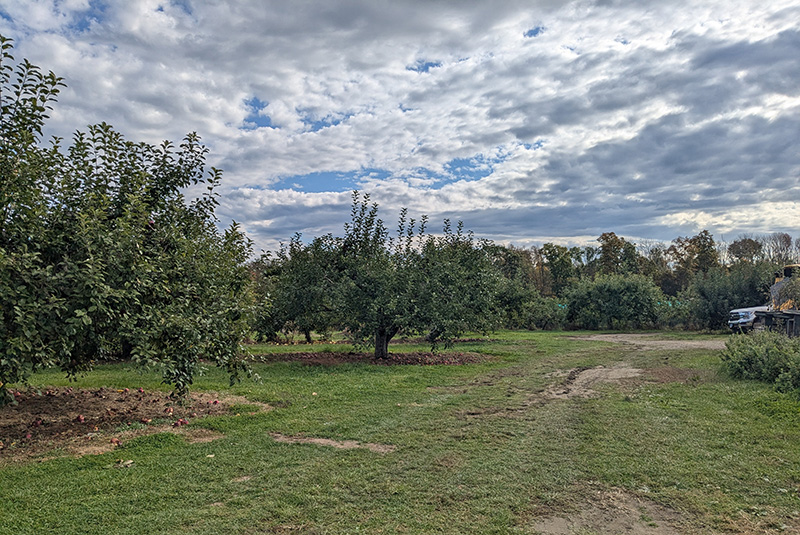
left=2, top=331, right=799, bottom=535
left=0, top=348, right=486, bottom=460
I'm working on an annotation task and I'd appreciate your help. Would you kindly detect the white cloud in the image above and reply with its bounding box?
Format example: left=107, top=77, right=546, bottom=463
left=1, top=0, right=798, bottom=252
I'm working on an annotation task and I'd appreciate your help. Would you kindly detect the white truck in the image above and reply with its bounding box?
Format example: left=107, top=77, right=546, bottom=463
left=728, top=304, right=769, bottom=332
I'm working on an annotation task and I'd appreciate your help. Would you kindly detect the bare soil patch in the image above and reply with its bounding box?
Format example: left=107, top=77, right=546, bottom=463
left=569, top=333, right=726, bottom=351
left=268, top=432, right=396, bottom=453
left=253, top=350, right=490, bottom=366
left=531, top=333, right=724, bottom=401
left=531, top=487, right=685, bottom=534
left=539, top=335, right=723, bottom=402
left=0, top=387, right=267, bottom=462
left=542, top=364, right=644, bottom=400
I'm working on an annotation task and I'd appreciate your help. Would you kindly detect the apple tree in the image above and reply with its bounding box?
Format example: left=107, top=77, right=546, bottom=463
left=0, top=35, right=253, bottom=402
left=272, top=192, right=502, bottom=358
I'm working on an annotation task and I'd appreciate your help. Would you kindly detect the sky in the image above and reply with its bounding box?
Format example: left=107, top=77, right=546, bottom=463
left=1, top=0, right=799, bottom=253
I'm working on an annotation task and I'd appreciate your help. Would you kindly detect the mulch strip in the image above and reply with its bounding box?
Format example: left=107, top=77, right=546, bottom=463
left=251, top=351, right=491, bottom=366
left=0, top=387, right=243, bottom=461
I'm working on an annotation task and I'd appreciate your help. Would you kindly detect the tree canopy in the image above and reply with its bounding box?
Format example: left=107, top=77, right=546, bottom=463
left=0, top=35, right=253, bottom=402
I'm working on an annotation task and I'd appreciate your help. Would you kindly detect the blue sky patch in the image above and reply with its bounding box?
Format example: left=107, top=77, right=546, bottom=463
left=358, top=153, right=508, bottom=192
left=242, top=97, right=273, bottom=129
left=273, top=171, right=362, bottom=193
left=444, top=157, right=494, bottom=181
left=272, top=155, right=505, bottom=194
left=524, top=26, right=545, bottom=38
left=406, top=60, right=442, bottom=73
left=299, top=111, right=354, bottom=132
left=523, top=139, right=545, bottom=151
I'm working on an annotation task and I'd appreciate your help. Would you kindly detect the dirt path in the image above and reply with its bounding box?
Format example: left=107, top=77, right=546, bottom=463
left=569, top=333, right=727, bottom=351
left=537, top=334, right=724, bottom=402
left=542, top=363, right=643, bottom=400
left=532, top=487, right=686, bottom=535
left=269, top=432, right=396, bottom=453
left=529, top=333, right=729, bottom=534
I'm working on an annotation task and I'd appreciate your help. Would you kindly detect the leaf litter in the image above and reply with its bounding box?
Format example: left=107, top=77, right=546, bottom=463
left=0, top=387, right=267, bottom=462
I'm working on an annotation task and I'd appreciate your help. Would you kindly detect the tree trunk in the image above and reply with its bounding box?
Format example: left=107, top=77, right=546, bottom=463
left=374, top=325, right=399, bottom=359
left=121, top=339, right=133, bottom=361
left=303, top=329, right=313, bottom=344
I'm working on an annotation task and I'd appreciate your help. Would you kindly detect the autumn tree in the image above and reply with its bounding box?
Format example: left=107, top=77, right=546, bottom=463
left=597, top=232, right=638, bottom=275
left=539, top=243, right=575, bottom=296
left=728, top=237, right=763, bottom=264
left=667, top=230, right=720, bottom=292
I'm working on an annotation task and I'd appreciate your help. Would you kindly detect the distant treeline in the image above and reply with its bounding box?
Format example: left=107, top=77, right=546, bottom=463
left=530, top=231, right=793, bottom=298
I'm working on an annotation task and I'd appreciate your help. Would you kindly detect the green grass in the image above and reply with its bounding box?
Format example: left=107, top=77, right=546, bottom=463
left=3, top=330, right=799, bottom=533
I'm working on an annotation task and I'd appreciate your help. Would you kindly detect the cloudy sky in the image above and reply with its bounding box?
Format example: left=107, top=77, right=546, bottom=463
left=2, top=0, right=799, bottom=252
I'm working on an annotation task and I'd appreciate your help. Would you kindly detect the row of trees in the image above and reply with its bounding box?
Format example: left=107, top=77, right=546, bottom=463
left=254, top=225, right=792, bottom=340
left=250, top=224, right=789, bottom=343
left=531, top=230, right=794, bottom=298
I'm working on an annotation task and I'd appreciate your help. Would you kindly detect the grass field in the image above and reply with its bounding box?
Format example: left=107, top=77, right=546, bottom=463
left=2, top=331, right=800, bottom=534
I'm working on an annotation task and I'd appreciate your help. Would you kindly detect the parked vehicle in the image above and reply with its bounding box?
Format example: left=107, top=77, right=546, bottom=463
left=728, top=304, right=769, bottom=332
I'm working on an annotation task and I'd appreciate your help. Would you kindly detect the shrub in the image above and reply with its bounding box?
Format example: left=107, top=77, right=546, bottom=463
left=682, top=263, right=773, bottom=330
left=654, top=298, right=690, bottom=330
left=564, top=274, right=663, bottom=330
left=721, top=331, right=800, bottom=390
left=515, top=297, right=567, bottom=330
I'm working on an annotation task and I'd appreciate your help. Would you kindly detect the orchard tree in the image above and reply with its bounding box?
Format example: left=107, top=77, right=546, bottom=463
left=0, top=36, right=253, bottom=401
left=274, top=192, right=502, bottom=358
left=409, top=218, right=502, bottom=350
left=274, top=233, right=340, bottom=342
